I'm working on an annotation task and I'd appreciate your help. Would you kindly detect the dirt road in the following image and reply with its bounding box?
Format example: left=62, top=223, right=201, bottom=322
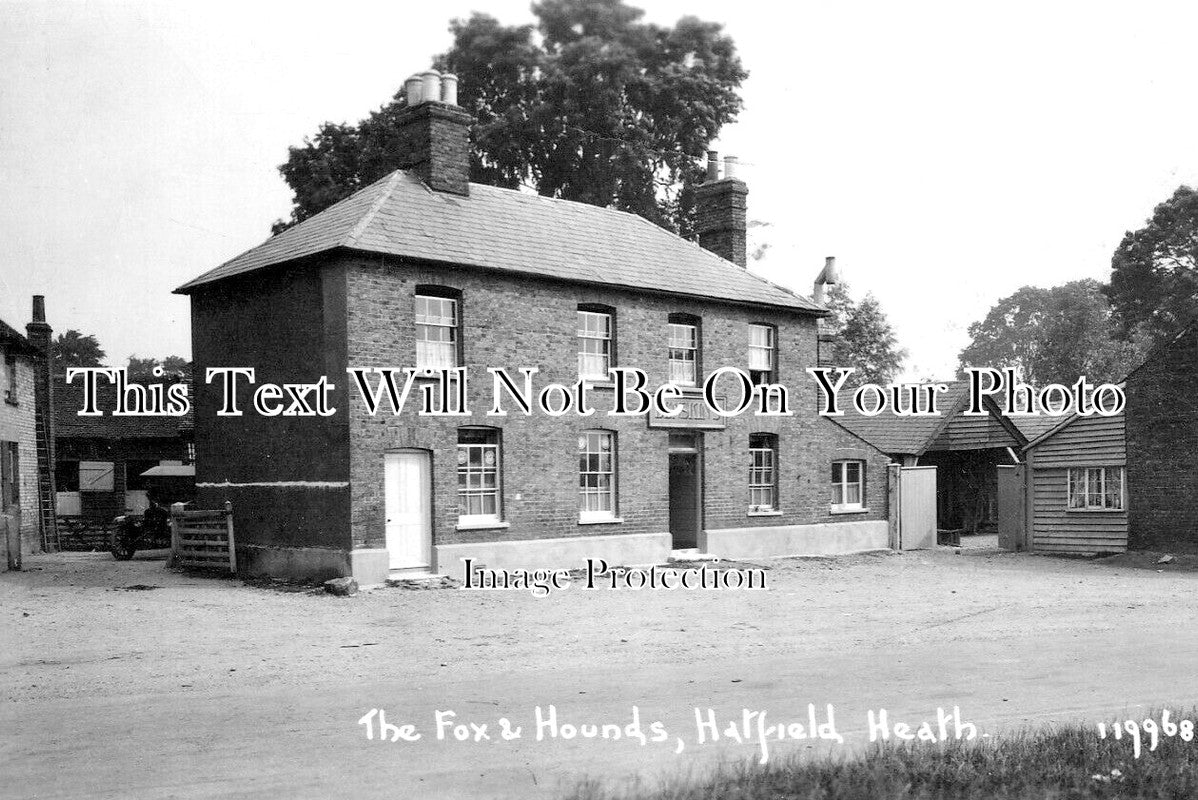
left=3, top=546, right=1197, bottom=798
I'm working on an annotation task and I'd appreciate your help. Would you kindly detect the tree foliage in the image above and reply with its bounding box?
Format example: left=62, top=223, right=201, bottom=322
left=822, top=283, right=906, bottom=385
left=1107, top=185, right=1198, bottom=344
left=275, top=0, right=746, bottom=236
left=51, top=330, right=105, bottom=375
left=127, top=355, right=192, bottom=381
left=958, top=279, right=1145, bottom=385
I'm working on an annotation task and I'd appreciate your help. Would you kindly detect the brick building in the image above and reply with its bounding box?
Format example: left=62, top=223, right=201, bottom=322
left=1125, top=322, right=1198, bottom=552
left=176, top=69, right=890, bottom=584
left=1, top=297, right=56, bottom=569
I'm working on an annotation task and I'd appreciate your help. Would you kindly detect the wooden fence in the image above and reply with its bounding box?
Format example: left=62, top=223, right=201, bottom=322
left=170, top=501, right=236, bottom=573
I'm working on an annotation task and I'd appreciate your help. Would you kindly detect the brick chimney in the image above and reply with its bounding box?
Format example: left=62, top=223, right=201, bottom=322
left=395, top=68, right=473, bottom=196
left=24, top=295, right=57, bottom=552
left=696, top=151, right=748, bottom=268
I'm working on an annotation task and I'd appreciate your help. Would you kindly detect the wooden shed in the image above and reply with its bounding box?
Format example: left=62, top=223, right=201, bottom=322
left=1016, top=407, right=1127, bottom=553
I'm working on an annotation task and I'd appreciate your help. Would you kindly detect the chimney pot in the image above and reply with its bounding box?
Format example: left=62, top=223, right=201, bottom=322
left=695, top=152, right=748, bottom=268
left=32, top=295, right=46, bottom=324
left=705, top=150, right=720, bottom=181
left=395, top=67, right=474, bottom=196
left=421, top=69, right=441, bottom=104
left=440, top=73, right=459, bottom=105
left=405, top=75, right=422, bottom=106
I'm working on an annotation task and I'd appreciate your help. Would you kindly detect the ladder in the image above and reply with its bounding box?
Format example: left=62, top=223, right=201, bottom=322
left=33, top=378, right=58, bottom=552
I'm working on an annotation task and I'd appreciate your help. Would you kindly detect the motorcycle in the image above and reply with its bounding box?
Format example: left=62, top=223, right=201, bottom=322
left=110, top=504, right=172, bottom=560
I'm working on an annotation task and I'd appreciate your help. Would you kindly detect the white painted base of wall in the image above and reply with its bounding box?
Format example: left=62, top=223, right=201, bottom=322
left=239, top=522, right=889, bottom=586
left=237, top=544, right=353, bottom=583
left=350, top=548, right=391, bottom=586
left=435, top=532, right=672, bottom=578
left=235, top=545, right=393, bottom=587
left=701, top=520, right=890, bottom=560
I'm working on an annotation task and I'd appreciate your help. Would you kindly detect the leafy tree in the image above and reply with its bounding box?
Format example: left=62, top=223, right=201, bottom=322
left=126, top=355, right=192, bottom=381
left=958, top=279, right=1145, bottom=386
left=1107, top=185, right=1198, bottom=344
left=275, top=0, right=747, bottom=237
left=51, top=330, right=105, bottom=375
left=822, top=282, right=906, bottom=385
left=160, top=356, right=192, bottom=380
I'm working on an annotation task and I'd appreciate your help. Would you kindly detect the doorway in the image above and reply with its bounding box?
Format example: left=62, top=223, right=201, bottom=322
left=668, top=433, right=703, bottom=549
left=383, top=450, right=432, bottom=571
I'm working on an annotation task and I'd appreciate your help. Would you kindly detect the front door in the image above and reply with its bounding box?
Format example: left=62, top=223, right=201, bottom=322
left=668, top=434, right=702, bottom=549
left=384, top=451, right=432, bottom=570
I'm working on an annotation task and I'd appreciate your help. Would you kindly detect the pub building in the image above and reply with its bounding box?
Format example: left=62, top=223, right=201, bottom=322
left=176, top=68, right=890, bottom=584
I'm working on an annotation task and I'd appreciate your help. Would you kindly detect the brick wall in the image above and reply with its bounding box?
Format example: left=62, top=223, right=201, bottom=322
left=190, top=263, right=351, bottom=550
left=395, top=102, right=472, bottom=197
left=343, top=253, right=889, bottom=552
left=6, top=359, right=40, bottom=553
left=1126, top=326, right=1198, bottom=551
left=696, top=178, right=748, bottom=268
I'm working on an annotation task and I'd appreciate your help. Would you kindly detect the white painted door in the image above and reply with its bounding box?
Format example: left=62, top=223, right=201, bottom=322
left=899, top=466, right=937, bottom=550
left=384, top=451, right=432, bottom=570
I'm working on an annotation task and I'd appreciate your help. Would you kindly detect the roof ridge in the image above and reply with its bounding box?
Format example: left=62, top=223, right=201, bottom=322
left=916, top=384, right=973, bottom=455
left=344, top=170, right=405, bottom=248
left=618, top=205, right=828, bottom=312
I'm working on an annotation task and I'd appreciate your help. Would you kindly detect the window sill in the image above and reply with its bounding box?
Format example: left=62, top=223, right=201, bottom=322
left=1065, top=508, right=1125, bottom=514
left=830, top=506, right=869, bottom=515
left=456, top=520, right=510, bottom=531
left=747, top=509, right=782, bottom=517
left=578, top=516, right=624, bottom=526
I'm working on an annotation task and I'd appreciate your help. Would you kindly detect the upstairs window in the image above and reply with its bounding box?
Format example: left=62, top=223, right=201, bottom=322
left=3, top=357, right=15, bottom=404
left=578, top=308, right=613, bottom=381
left=1068, top=467, right=1124, bottom=511
left=748, top=324, right=776, bottom=385
left=748, top=433, right=778, bottom=512
left=578, top=430, right=617, bottom=520
left=458, top=428, right=501, bottom=523
left=415, top=291, right=459, bottom=371
left=832, top=460, right=864, bottom=511
left=668, top=315, right=700, bottom=386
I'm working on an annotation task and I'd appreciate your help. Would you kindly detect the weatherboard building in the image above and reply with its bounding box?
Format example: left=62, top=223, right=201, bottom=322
left=176, top=69, right=890, bottom=584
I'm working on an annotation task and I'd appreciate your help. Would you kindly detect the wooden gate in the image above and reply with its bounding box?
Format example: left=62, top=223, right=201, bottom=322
left=996, top=465, right=1026, bottom=551
left=890, top=465, right=937, bottom=550
left=170, top=501, right=236, bottom=572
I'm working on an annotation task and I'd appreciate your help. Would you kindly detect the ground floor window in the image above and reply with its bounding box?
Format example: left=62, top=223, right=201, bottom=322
left=457, top=428, right=501, bottom=523
left=832, top=460, right=864, bottom=510
left=1067, top=466, right=1123, bottom=511
left=579, top=430, right=616, bottom=519
left=0, top=441, right=17, bottom=511
left=748, top=433, right=777, bottom=512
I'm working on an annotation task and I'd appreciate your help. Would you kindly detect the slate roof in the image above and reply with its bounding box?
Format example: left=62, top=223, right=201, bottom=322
left=1007, top=415, right=1062, bottom=442
left=827, top=382, right=973, bottom=456
left=54, top=378, right=194, bottom=440
left=0, top=317, right=37, bottom=357
left=175, top=170, right=824, bottom=314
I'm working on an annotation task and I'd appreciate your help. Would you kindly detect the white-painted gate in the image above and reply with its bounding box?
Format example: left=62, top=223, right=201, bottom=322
left=897, top=466, right=937, bottom=550
left=384, top=451, right=432, bottom=571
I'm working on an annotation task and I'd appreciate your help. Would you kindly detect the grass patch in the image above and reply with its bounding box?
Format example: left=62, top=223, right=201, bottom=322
left=565, top=716, right=1198, bottom=799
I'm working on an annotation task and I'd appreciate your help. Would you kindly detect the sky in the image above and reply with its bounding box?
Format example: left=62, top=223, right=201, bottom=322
left=2, top=0, right=1196, bottom=380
